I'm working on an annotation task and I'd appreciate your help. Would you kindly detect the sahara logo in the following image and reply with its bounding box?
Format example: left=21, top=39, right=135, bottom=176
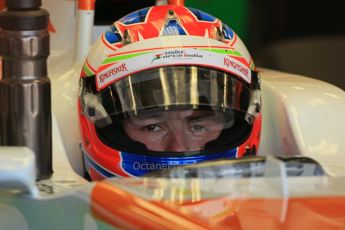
left=151, top=50, right=203, bottom=63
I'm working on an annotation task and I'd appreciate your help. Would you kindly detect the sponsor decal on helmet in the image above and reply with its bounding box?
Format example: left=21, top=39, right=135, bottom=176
left=224, top=57, right=249, bottom=80
left=98, top=63, right=128, bottom=83
left=151, top=50, right=203, bottom=63
left=96, top=48, right=251, bottom=90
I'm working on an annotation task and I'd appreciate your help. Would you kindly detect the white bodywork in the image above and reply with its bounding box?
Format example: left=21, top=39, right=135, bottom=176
left=0, top=147, right=37, bottom=194
left=259, top=69, right=345, bottom=176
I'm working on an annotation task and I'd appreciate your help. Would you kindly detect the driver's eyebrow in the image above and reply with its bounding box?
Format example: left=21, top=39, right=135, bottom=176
left=128, top=114, right=166, bottom=126
left=133, top=113, right=165, bottom=121
left=187, top=113, right=219, bottom=122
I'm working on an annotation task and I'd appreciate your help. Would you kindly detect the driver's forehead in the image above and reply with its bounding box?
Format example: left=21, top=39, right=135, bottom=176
left=130, top=110, right=222, bottom=121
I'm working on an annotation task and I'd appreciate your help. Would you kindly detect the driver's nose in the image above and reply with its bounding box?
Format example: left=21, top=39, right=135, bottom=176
left=165, top=132, right=189, bottom=152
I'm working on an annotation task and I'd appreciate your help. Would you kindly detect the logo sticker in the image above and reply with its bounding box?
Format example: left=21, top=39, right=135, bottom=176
left=98, top=63, right=128, bottom=84
left=96, top=48, right=251, bottom=90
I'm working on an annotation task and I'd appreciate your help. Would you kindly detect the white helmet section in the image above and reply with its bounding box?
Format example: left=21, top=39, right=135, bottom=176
left=95, top=36, right=253, bottom=90
left=232, top=35, right=253, bottom=67
left=84, top=32, right=255, bottom=77
left=83, top=36, right=115, bottom=76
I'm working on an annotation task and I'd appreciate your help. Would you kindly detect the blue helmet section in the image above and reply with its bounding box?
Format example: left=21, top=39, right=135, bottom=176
left=120, top=149, right=238, bottom=177
left=105, top=24, right=122, bottom=44
left=83, top=146, right=237, bottom=178
left=222, top=24, right=234, bottom=40
left=162, top=20, right=187, bottom=36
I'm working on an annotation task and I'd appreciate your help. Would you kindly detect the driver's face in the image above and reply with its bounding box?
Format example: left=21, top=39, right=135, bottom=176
left=123, top=110, right=225, bottom=152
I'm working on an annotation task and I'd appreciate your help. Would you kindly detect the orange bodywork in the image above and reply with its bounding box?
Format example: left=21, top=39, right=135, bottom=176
left=184, top=196, right=345, bottom=229
left=91, top=181, right=223, bottom=229
left=225, top=197, right=345, bottom=229
left=92, top=181, right=345, bottom=229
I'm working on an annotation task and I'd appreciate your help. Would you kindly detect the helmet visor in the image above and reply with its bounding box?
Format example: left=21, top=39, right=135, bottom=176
left=82, top=66, right=258, bottom=155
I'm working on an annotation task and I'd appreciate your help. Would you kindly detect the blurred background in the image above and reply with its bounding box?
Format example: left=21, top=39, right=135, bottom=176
left=94, top=0, right=345, bottom=89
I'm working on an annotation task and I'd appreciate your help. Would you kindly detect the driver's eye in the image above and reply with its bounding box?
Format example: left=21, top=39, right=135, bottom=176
left=143, top=124, right=162, bottom=132
left=190, top=125, right=208, bottom=133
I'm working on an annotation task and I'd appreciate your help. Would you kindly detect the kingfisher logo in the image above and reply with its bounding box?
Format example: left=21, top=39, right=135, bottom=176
left=98, top=63, right=128, bottom=83
left=223, top=57, right=249, bottom=78
left=151, top=50, right=203, bottom=63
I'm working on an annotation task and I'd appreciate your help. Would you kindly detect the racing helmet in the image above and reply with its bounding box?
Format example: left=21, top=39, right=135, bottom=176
left=78, top=5, right=262, bottom=180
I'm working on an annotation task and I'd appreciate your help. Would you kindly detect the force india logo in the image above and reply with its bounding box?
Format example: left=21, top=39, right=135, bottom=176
left=98, top=63, right=128, bottom=83
left=151, top=50, right=203, bottom=63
